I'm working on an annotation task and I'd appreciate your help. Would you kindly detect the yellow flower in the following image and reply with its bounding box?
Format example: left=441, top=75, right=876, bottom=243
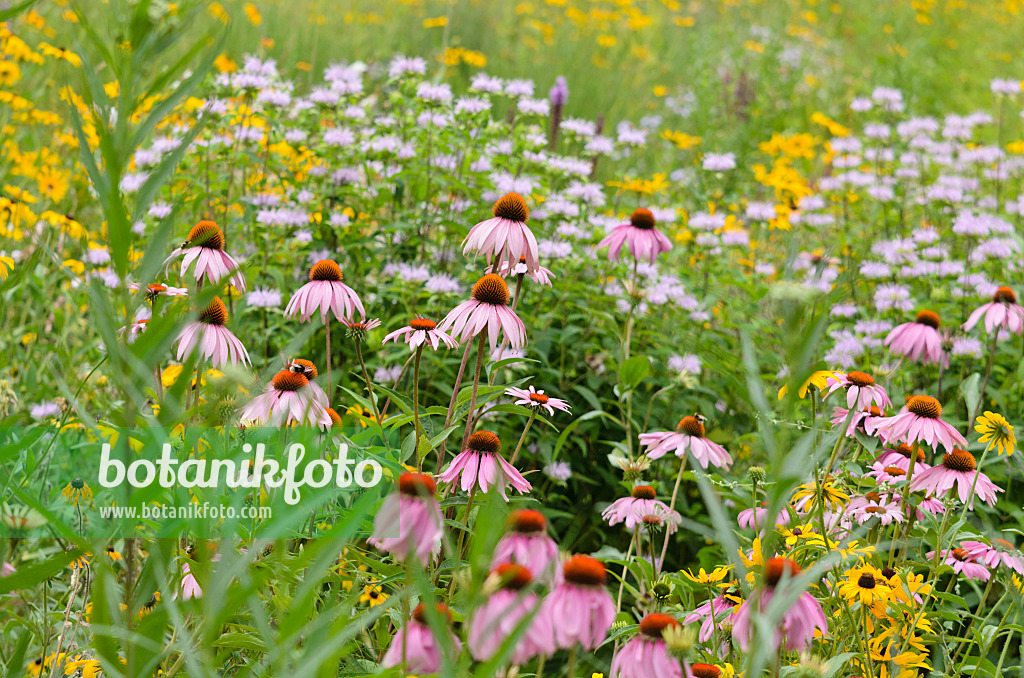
left=243, top=3, right=262, bottom=25
left=359, top=583, right=388, bottom=607
left=779, top=524, right=825, bottom=547
left=975, top=411, right=1015, bottom=455
left=681, top=565, right=732, bottom=584
left=62, top=477, right=93, bottom=506
left=837, top=564, right=890, bottom=606
left=0, top=60, right=20, bottom=86
left=38, top=42, right=82, bottom=67
left=778, top=370, right=836, bottom=399
left=0, top=255, right=13, bottom=280
left=661, top=130, right=701, bottom=150
left=810, top=112, right=850, bottom=137
left=422, top=16, right=448, bottom=28
left=63, top=259, right=85, bottom=276
left=37, top=166, right=69, bottom=202
left=105, top=545, right=123, bottom=561
left=792, top=476, right=848, bottom=511
left=214, top=54, right=237, bottom=73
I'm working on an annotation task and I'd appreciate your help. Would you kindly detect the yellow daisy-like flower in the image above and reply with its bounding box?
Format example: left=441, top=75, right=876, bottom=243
left=792, top=476, right=849, bottom=511
left=0, top=255, right=14, bottom=280
left=838, top=564, right=890, bottom=606
left=738, top=537, right=765, bottom=583
left=105, top=544, right=123, bottom=561
left=61, top=477, right=93, bottom=506
left=778, top=370, right=836, bottom=399
left=975, top=411, right=1016, bottom=456
left=359, top=583, right=388, bottom=607
left=831, top=539, right=876, bottom=561
left=680, top=565, right=732, bottom=584
left=890, top=571, right=932, bottom=607
left=38, top=42, right=82, bottom=67
left=779, top=524, right=826, bottom=547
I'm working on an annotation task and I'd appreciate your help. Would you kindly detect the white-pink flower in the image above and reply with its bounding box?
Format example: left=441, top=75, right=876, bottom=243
left=506, top=385, right=571, bottom=416
left=463, top=193, right=540, bottom=273
left=382, top=317, right=458, bottom=351
left=285, top=260, right=365, bottom=323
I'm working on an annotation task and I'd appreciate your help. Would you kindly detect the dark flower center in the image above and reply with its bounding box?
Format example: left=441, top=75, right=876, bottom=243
left=271, top=370, right=308, bottom=392
left=994, top=286, right=1017, bottom=304
left=563, top=555, right=606, bottom=586
left=529, top=392, right=550, bottom=404
left=631, top=485, right=657, bottom=500
left=846, top=370, right=875, bottom=387
left=495, top=562, right=533, bottom=590
left=71, top=477, right=85, bottom=489
left=942, top=448, right=977, bottom=472
left=199, top=298, right=228, bottom=325
left=409, top=317, right=436, bottom=331
left=492, top=192, right=530, bottom=223
left=309, top=260, right=343, bottom=282
left=398, top=472, right=437, bottom=496
left=857, top=573, right=877, bottom=589
left=915, top=310, right=940, bottom=328
left=764, top=557, right=800, bottom=587
left=471, top=274, right=511, bottom=305
left=691, top=665, right=721, bottom=678
left=677, top=415, right=705, bottom=437
left=906, top=395, right=941, bottom=419
left=466, top=430, right=501, bottom=454
left=412, top=602, right=452, bottom=624
left=509, top=509, right=546, bottom=533
left=639, top=612, right=679, bottom=638
left=896, top=443, right=925, bottom=462
left=883, top=466, right=906, bottom=477
left=186, top=220, right=225, bottom=250
left=881, top=567, right=897, bottom=579
left=630, top=208, right=656, bottom=230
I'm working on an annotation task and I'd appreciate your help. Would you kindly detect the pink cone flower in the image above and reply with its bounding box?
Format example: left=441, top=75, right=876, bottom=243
left=463, top=192, right=540, bottom=274
left=506, top=385, right=571, bottom=416
left=885, top=310, right=948, bottom=367
left=597, top=208, right=673, bottom=263
left=867, top=395, right=967, bottom=452
left=127, top=281, right=189, bottom=298
left=961, top=538, right=1024, bottom=575
left=288, top=359, right=328, bottom=406
left=602, top=485, right=682, bottom=533
left=543, top=555, right=616, bottom=650
left=467, top=564, right=554, bottom=665
left=382, top=603, right=463, bottom=674
left=285, top=259, right=365, bottom=323
left=737, top=501, right=790, bottom=531
left=639, top=414, right=732, bottom=470
left=732, top=557, right=827, bottom=652
left=368, top=473, right=443, bottom=565
left=849, top=493, right=904, bottom=526
left=175, top=297, right=250, bottom=367
left=910, top=448, right=1002, bottom=508
left=436, top=431, right=531, bottom=500
left=824, top=370, right=892, bottom=411
left=164, top=220, right=246, bottom=292
left=830, top=406, right=885, bottom=437
left=873, top=443, right=930, bottom=472
left=179, top=562, right=202, bottom=600
left=238, top=370, right=332, bottom=427
left=684, top=594, right=739, bottom=644
left=927, top=548, right=991, bottom=581
left=382, top=317, right=458, bottom=352
left=492, top=509, right=562, bottom=586
left=610, top=613, right=685, bottom=678
left=438, top=273, right=527, bottom=351
left=963, top=286, right=1024, bottom=335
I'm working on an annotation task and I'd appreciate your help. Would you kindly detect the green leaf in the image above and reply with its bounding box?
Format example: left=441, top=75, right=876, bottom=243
left=618, top=355, right=650, bottom=391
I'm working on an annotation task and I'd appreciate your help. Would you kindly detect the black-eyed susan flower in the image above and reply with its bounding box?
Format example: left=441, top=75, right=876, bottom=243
left=38, top=42, right=82, bottom=67
left=105, top=544, right=123, bottom=561
left=838, top=564, right=890, bottom=606
left=61, top=477, right=92, bottom=506
left=975, top=411, right=1015, bottom=456
left=680, top=565, right=732, bottom=585
left=777, top=369, right=835, bottom=399
left=359, top=582, right=388, bottom=607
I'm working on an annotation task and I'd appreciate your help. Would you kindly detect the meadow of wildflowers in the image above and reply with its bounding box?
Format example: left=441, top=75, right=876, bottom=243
left=2, top=0, right=1024, bottom=677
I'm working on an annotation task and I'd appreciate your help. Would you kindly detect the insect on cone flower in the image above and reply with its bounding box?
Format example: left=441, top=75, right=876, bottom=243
left=732, top=557, right=827, bottom=651
left=462, top=192, right=540, bottom=274
left=288, top=359, right=328, bottom=406
left=368, top=473, right=443, bottom=565
left=381, top=603, right=463, bottom=674
left=597, top=208, right=673, bottom=264
left=237, top=369, right=331, bottom=427
left=165, top=220, right=246, bottom=292
left=963, top=286, right=1024, bottom=335
left=175, top=297, right=250, bottom=367
left=610, top=613, right=685, bottom=678
left=543, top=555, right=616, bottom=650
left=884, top=310, right=948, bottom=367
left=437, top=274, right=527, bottom=351
left=467, top=564, right=555, bottom=665
left=285, top=259, right=365, bottom=323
